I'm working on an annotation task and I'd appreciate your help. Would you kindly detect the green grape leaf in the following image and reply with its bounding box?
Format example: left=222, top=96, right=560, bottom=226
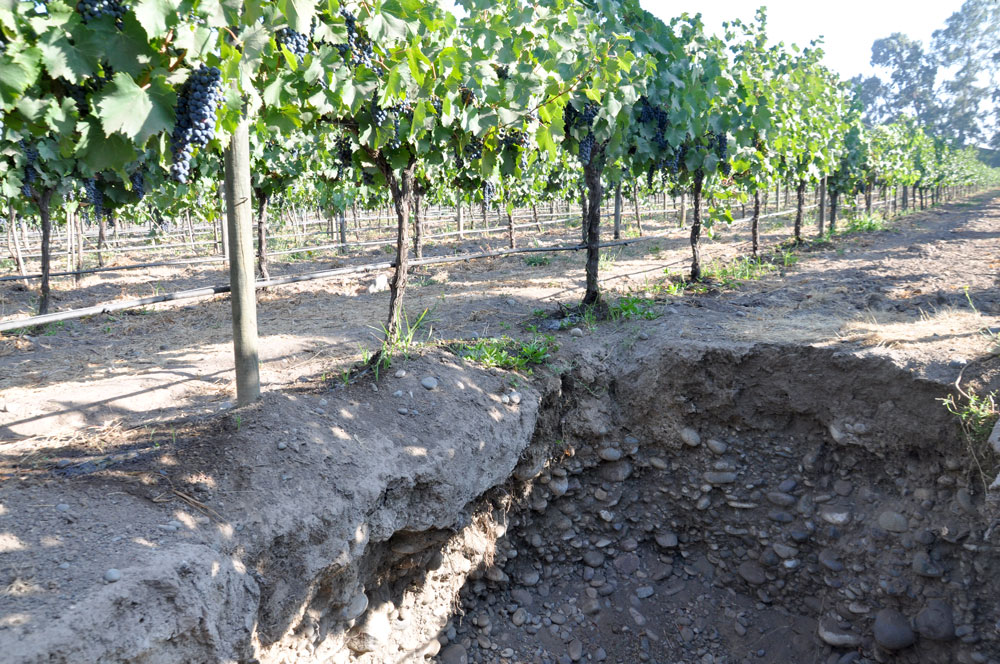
left=133, top=0, right=181, bottom=40
left=95, top=72, right=172, bottom=143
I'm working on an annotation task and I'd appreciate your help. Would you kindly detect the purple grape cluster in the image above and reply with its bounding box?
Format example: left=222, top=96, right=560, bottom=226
left=336, top=10, right=376, bottom=68
left=130, top=170, right=145, bottom=200
left=463, top=136, right=483, bottom=161
left=21, top=141, right=38, bottom=198
left=276, top=27, right=309, bottom=62
left=84, top=178, right=104, bottom=216
left=482, top=180, right=497, bottom=206
left=499, top=129, right=528, bottom=150
left=578, top=132, right=595, bottom=166
left=170, top=65, right=223, bottom=183
left=710, top=132, right=732, bottom=176
left=77, top=0, right=127, bottom=26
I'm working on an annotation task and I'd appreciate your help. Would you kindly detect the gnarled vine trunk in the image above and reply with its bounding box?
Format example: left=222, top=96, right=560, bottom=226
left=381, top=161, right=417, bottom=344
left=794, top=179, right=806, bottom=244
left=254, top=189, right=270, bottom=281
left=37, top=189, right=54, bottom=316
left=751, top=189, right=761, bottom=258
left=690, top=173, right=704, bottom=281
left=582, top=159, right=603, bottom=307
left=413, top=188, right=424, bottom=259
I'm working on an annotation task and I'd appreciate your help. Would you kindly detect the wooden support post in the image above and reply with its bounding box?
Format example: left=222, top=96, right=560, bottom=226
left=223, top=118, right=260, bottom=406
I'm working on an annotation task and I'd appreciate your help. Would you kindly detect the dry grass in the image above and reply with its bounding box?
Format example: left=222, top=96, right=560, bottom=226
left=838, top=306, right=996, bottom=352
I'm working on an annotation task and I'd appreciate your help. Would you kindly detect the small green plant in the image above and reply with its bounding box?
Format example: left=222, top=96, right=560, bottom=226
left=780, top=249, right=799, bottom=267
left=524, top=255, right=551, bottom=267
left=339, top=370, right=351, bottom=387
left=499, top=321, right=512, bottom=331
left=940, top=390, right=998, bottom=489
left=598, top=249, right=621, bottom=272
left=378, top=307, right=431, bottom=363
left=663, top=281, right=687, bottom=296
left=532, top=309, right=546, bottom=318
left=842, top=212, right=887, bottom=234
left=451, top=335, right=557, bottom=372
left=43, top=321, right=66, bottom=336
left=608, top=296, right=659, bottom=321
left=702, top=256, right=777, bottom=287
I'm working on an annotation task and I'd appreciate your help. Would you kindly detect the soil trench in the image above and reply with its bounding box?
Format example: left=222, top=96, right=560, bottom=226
left=3, top=337, right=997, bottom=664
left=426, top=344, right=998, bottom=664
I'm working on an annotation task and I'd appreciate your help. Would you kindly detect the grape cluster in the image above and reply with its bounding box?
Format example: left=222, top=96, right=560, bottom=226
left=336, top=137, right=353, bottom=169
left=170, top=66, right=223, bottom=183
left=64, top=67, right=113, bottom=117
left=130, top=170, right=145, bottom=200
left=336, top=10, right=376, bottom=68
left=636, top=95, right=671, bottom=151
left=276, top=27, right=309, bottom=62
left=710, top=132, right=732, bottom=176
left=84, top=178, right=104, bottom=216
left=565, top=101, right=599, bottom=129
left=362, top=172, right=374, bottom=186
left=21, top=141, right=38, bottom=198
left=459, top=86, right=479, bottom=107
left=431, top=97, right=443, bottom=116
left=77, top=0, right=127, bottom=26
left=499, top=129, right=527, bottom=150
left=463, top=135, right=483, bottom=161
left=496, top=65, right=510, bottom=80
left=578, top=132, right=595, bottom=166
left=482, top=180, right=497, bottom=206
left=371, top=95, right=389, bottom=126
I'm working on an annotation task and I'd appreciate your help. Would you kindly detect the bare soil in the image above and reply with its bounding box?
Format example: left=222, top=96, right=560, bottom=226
left=2, top=193, right=998, bottom=443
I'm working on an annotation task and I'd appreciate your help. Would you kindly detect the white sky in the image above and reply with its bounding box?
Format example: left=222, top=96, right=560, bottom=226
left=642, top=1, right=967, bottom=80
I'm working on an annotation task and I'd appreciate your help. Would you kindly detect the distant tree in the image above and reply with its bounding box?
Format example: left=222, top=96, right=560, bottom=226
left=932, top=0, right=1000, bottom=147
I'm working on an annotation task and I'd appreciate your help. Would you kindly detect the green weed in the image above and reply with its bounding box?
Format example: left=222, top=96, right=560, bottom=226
left=608, top=296, right=659, bottom=321
left=940, top=390, right=999, bottom=490
left=524, top=255, right=551, bottom=267
left=451, top=334, right=557, bottom=372
left=598, top=249, right=621, bottom=272
left=840, top=213, right=887, bottom=234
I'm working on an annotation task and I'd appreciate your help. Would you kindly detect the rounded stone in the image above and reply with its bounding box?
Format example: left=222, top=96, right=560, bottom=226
left=439, top=644, right=468, bottom=664
left=103, top=568, right=122, bottom=583
left=706, top=439, right=728, bottom=454
left=878, top=510, right=909, bottom=533
left=583, top=551, right=605, bottom=568
left=420, top=376, right=438, bottom=390
left=598, top=447, right=622, bottom=462
left=873, top=609, right=915, bottom=650
left=817, top=618, right=861, bottom=648
left=680, top=428, right=701, bottom=447
left=569, top=327, right=584, bottom=337
left=915, top=600, right=955, bottom=641
left=738, top=561, right=766, bottom=586
left=655, top=531, right=678, bottom=549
